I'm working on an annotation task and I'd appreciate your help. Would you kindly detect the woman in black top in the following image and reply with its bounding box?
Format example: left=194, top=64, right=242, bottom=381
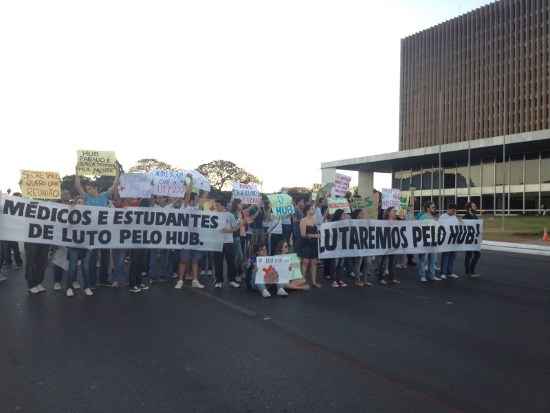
left=463, top=201, right=481, bottom=278
left=300, top=204, right=321, bottom=288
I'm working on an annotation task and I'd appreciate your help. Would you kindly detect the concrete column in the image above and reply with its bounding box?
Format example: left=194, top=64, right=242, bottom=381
left=357, top=171, right=374, bottom=198
left=321, top=168, right=337, bottom=185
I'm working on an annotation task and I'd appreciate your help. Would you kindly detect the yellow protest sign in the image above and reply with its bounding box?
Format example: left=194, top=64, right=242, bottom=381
left=76, top=150, right=118, bottom=176
left=20, top=170, right=61, bottom=200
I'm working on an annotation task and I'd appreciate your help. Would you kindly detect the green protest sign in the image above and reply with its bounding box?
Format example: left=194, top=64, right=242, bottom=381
left=267, top=194, right=295, bottom=217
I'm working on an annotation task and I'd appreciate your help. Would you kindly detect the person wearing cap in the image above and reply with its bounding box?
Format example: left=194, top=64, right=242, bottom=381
left=438, top=203, right=460, bottom=280
left=416, top=202, right=441, bottom=283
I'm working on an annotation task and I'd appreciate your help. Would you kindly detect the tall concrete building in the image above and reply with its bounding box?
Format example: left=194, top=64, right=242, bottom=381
left=322, top=0, right=550, bottom=214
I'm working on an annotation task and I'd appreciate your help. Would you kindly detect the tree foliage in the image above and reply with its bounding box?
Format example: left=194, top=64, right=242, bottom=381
left=129, top=158, right=174, bottom=173
left=196, top=160, right=260, bottom=191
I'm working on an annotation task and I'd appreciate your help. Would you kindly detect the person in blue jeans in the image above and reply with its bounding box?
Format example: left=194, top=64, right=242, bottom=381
left=439, top=203, right=460, bottom=280
left=416, top=202, right=441, bottom=283
left=74, top=164, right=120, bottom=288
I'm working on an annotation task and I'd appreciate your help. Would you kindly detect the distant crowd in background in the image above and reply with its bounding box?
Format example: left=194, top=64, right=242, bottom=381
left=0, top=165, right=483, bottom=299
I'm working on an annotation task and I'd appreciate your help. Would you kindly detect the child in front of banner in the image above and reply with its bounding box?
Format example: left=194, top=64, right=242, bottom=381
left=245, top=242, right=288, bottom=298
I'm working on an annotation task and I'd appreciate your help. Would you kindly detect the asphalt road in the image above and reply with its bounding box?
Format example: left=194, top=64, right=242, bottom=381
left=1, top=250, right=549, bottom=413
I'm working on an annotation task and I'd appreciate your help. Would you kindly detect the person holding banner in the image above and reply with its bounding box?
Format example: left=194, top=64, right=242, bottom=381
left=213, top=198, right=240, bottom=289
left=463, top=201, right=482, bottom=278
left=416, top=203, right=441, bottom=283
left=300, top=204, right=321, bottom=288
left=128, top=197, right=152, bottom=294
left=326, top=209, right=349, bottom=288
left=350, top=208, right=372, bottom=287
left=377, top=207, right=400, bottom=286
left=274, top=240, right=309, bottom=291
left=229, top=199, right=245, bottom=281
left=438, top=203, right=461, bottom=280
left=75, top=164, right=120, bottom=289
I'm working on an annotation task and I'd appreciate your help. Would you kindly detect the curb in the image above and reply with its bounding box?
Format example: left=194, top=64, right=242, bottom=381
left=482, top=240, right=550, bottom=256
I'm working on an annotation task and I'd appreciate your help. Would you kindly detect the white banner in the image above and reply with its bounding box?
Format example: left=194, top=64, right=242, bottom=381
left=381, top=188, right=401, bottom=210
left=255, top=255, right=291, bottom=285
left=0, top=196, right=224, bottom=251
left=118, top=173, right=153, bottom=198
left=318, top=219, right=483, bottom=259
left=232, top=182, right=261, bottom=205
left=149, top=170, right=186, bottom=197
left=331, top=173, right=351, bottom=197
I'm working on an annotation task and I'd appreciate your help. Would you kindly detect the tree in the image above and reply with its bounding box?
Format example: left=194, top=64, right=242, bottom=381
left=196, top=160, right=261, bottom=191
left=129, top=158, right=174, bottom=173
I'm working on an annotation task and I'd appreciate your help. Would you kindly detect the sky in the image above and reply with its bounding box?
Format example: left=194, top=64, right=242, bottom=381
left=0, top=0, right=495, bottom=193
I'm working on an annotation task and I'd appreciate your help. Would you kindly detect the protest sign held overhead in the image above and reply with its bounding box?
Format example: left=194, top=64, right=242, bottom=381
left=20, top=170, right=61, bottom=200
left=118, top=173, right=153, bottom=198
left=0, top=196, right=224, bottom=251
left=232, top=182, right=261, bottom=205
left=327, top=197, right=351, bottom=214
left=331, top=173, right=351, bottom=197
left=381, top=188, right=401, bottom=210
left=318, top=219, right=483, bottom=259
left=267, top=194, right=294, bottom=217
left=255, top=255, right=292, bottom=285
left=185, top=170, right=211, bottom=193
left=149, top=170, right=186, bottom=197
left=77, top=150, right=118, bottom=177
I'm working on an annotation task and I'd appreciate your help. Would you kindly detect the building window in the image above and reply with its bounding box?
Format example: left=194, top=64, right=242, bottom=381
left=542, top=152, right=550, bottom=184
left=495, top=159, right=506, bottom=186
left=482, top=159, right=495, bottom=186
left=525, top=192, right=539, bottom=212
left=470, top=160, right=481, bottom=187
left=401, top=171, right=411, bottom=190
left=525, top=152, right=539, bottom=185
left=456, top=162, right=468, bottom=189
left=411, top=169, right=421, bottom=190
left=509, top=154, right=524, bottom=185
left=422, top=168, right=432, bottom=190
left=444, top=164, right=456, bottom=189
left=482, top=194, right=495, bottom=211
left=509, top=194, right=523, bottom=211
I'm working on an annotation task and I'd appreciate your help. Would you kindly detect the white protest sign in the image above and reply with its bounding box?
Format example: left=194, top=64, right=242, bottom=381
left=0, top=196, right=224, bottom=251
left=118, top=173, right=153, bottom=198
left=232, top=182, right=261, bottom=205
left=327, top=197, right=351, bottom=214
left=254, top=255, right=291, bottom=285
left=149, top=170, right=186, bottom=197
left=76, top=150, right=118, bottom=176
left=381, top=188, right=401, bottom=210
left=185, top=170, right=211, bottom=193
left=318, top=219, right=483, bottom=259
left=331, top=173, right=351, bottom=197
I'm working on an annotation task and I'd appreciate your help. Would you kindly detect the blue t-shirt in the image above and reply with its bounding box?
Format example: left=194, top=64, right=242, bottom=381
left=85, top=191, right=111, bottom=207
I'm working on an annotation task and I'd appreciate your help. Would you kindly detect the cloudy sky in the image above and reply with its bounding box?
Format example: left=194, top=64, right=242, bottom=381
left=0, top=0, right=494, bottom=193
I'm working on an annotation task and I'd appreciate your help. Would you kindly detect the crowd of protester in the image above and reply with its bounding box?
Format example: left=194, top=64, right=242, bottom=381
left=0, top=169, right=483, bottom=298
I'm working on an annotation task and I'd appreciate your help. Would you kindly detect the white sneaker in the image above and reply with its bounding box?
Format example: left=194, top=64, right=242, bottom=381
left=420, top=277, right=428, bottom=283
left=29, top=286, right=41, bottom=294
left=277, top=288, right=288, bottom=297
left=0, top=274, right=7, bottom=283
left=229, top=281, right=240, bottom=288
left=37, top=284, right=46, bottom=292
left=174, top=280, right=184, bottom=289
left=72, top=281, right=81, bottom=290
left=470, top=273, right=481, bottom=278
left=449, top=273, right=459, bottom=279
left=191, top=279, right=205, bottom=289
left=439, top=274, right=447, bottom=280
left=84, top=288, right=94, bottom=296
left=53, top=282, right=62, bottom=291
left=261, top=289, right=271, bottom=298
left=431, top=276, right=442, bottom=281
left=214, top=282, right=223, bottom=289
left=66, top=288, right=74, bottom=297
